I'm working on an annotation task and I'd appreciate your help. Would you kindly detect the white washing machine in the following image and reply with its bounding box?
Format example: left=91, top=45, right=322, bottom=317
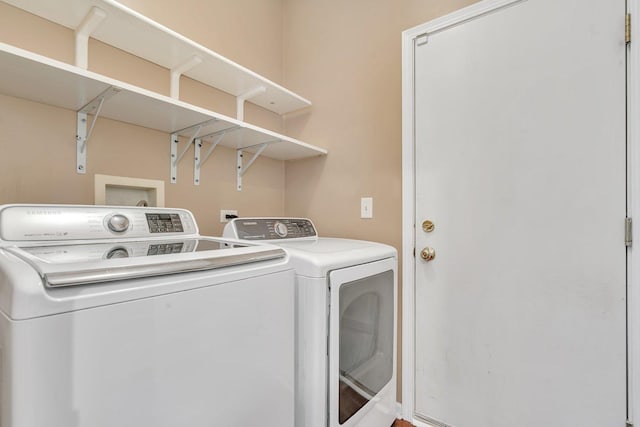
left=223, top=218, right=398, bottom=427
left=0, top=205, right=296, bottom=427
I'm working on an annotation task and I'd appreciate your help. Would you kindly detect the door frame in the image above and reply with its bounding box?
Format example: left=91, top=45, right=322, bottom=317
left=400, top=0, right=639, bottom=424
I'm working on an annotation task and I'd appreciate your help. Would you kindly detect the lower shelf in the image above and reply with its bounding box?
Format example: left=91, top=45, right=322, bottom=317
left=0, top=41, right=327, bottom=187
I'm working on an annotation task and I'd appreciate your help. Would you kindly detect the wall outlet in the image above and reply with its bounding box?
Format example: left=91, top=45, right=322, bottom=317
left=361, top=197, right=373, bottom=219
left=220, top=209, right=238, bottom=223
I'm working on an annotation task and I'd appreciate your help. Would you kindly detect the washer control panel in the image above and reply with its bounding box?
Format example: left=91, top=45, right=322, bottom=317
left=0, top=205, right=198, bottom=242
left=146, top=213, right=184, bottom=233
left=224, top=218, right=317, bottom=241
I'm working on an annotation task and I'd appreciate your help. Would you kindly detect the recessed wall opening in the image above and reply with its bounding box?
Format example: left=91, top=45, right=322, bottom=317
left=94, top=174, right=165, bottom=207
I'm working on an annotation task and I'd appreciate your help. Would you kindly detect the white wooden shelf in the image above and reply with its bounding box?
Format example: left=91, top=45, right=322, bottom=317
left=0, top=42, right=327, bottom=186
left=0, top=0, right=324, bottom=190
left=2, top=0, right=311, bottom=115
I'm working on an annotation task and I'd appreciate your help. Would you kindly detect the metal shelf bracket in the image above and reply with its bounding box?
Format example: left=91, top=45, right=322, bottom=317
left=170, top=55, right=203, bottom=99
left=76, top=86, right=121, bottom=174
left=170, top=120, right=217, bottom=183
left=75, top=6, right=107, bottom=69
left=236, top=86, right=266, bottom=121
left=236, top=140, right=278, bottom=191
left=193, top=125, right=239, bottom=185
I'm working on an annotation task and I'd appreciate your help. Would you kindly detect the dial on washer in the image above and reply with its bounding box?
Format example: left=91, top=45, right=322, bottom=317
left=106, top=247, right=129, bottom=259
left=274, top=221, right=288, bottom=238
left=107, top=214, right=130, bottom=233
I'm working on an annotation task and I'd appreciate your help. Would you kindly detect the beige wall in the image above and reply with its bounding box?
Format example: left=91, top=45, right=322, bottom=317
left=283, top=0, right=478, bottom=243
left=281, top=0, right=478, bottom=401
left=0, top=0, right=286, bottom=236
left=0, top=0, right=479, bottom=403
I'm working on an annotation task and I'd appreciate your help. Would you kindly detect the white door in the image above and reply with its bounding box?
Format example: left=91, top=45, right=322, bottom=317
left=412, top=0, right=627, bottom=426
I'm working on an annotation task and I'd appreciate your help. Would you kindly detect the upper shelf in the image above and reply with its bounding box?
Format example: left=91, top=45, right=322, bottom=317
left=0, top=42, right=327, bottom=160
left=1, top=0, right=311, bottom=115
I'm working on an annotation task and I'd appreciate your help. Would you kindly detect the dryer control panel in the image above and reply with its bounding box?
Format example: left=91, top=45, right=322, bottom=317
left=224, top=218, right=317, bottom=241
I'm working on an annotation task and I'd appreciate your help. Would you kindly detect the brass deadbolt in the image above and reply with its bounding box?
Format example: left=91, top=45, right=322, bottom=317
left=420, top=247, right=436, bottom=261
left=422, top=220, right=435, bottom=233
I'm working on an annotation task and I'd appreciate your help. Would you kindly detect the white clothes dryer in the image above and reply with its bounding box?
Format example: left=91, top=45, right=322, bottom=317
left=223, top=218, right=398, bottom=427
left=0, top=205, right=296, bottom=427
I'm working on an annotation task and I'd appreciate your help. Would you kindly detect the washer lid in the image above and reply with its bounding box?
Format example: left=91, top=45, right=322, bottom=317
left=6, top=237, right=285, bottom=287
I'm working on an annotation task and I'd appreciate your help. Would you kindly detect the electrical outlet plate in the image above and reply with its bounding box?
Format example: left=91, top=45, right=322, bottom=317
left=220, top=209, right=238, bottom=223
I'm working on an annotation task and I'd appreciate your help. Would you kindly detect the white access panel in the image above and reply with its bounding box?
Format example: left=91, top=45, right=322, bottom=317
left=411, top=0, right=626, bottom=426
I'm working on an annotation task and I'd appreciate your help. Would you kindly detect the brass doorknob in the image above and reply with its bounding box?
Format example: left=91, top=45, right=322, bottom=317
left=420, top=247, right=436, bottom=261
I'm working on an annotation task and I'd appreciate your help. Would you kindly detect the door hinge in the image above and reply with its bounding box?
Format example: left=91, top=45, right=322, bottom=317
left=626, top=13, right=631, bottom=44
left=627, top=421, right=633, bottom=427
left=626, top=217, right=633, bottom=247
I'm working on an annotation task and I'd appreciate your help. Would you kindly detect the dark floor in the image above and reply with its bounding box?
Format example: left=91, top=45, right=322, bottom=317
left=339, top=380, right=369, bottom=423
left=339, top=379, right=414, bottom=427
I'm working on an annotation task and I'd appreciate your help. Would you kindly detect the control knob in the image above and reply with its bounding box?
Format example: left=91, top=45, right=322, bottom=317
left=274, top=221, right=288, bottom=238
left=107, top=214, right=130, bottom=233
left=106, top=247, right=129, bottom=259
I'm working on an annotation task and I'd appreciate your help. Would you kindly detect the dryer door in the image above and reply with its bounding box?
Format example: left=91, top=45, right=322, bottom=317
left=328, top=257, right=397, bottom=427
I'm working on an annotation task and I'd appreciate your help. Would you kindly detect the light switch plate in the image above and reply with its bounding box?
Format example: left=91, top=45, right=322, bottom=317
left=361, top=197, right=373, bottom=219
